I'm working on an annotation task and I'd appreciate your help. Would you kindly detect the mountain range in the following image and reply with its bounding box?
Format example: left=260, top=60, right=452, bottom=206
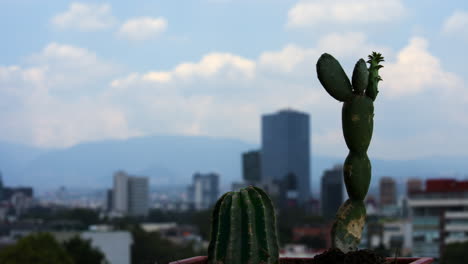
left=1, top=135, right=467, bottom=195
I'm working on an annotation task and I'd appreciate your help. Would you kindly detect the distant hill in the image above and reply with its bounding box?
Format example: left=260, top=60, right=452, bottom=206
left=1, top=135, right=467, bottom=196
left=1, top=135, right=255, bottom=190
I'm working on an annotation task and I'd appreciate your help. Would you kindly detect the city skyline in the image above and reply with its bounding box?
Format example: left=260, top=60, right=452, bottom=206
left=0, top=1, right=468, bottom=160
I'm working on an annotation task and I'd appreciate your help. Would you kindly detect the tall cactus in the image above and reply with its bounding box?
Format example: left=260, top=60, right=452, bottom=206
left=316, top=52, right=384, bottom=252
left=207, top=186, right=280, bottom=264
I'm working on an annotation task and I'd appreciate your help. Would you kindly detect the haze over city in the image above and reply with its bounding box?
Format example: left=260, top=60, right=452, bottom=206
left=1, top=0, right=467, bottom=160
left=1, top=1, right=468, bottom=263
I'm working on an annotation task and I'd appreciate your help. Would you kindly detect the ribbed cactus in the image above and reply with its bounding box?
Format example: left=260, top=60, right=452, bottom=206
left=316, top=52, right=384, bottom=252
left=207, top=186, right=280, bottom=264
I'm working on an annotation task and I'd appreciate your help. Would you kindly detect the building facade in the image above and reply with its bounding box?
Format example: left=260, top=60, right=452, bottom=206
left=188, top=172, right=219, bottom=210
left=242, top=150, right=261, bottom=184
left=408, top=179, right=468, bottom=259
left=112, top=171, right=149, bottom=216
left=320, top=165, right=343, bottom=219
left=128, top=177, right=149, bottom=216
left=379, top=176, right=397, bottom=207
left=261, top=109, right=310, bottom=205
left=407, top=178, right=423, bottom=195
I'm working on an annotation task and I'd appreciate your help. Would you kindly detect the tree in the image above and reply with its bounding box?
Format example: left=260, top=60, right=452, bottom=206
left=0, top=233, right=73, bottom=264
left=59, top=208, right=100, bottom=227
left=441, top=241, right=468, bottom=264
left=63, top=236, right=107, bottom=264
left=131, top=226, right=200, bottom=264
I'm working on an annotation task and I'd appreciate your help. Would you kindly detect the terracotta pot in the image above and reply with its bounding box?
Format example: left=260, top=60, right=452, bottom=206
left=168, top=256, right=434, bottom=264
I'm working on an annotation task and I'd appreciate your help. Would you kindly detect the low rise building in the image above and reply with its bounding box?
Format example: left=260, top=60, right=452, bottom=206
left=408, top=178, right=468, bottom=259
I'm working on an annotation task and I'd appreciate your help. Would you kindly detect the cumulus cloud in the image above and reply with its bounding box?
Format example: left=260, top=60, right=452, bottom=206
left=442, top=10, right=468, bottom=36
left=259, top=44, right=317, bottom=73
left=382, top=37, right=463, bottom=97
left=51, top=2, right=116, bottom=31
left=2, top=33, right=468, bottom=158
left=25, top=42, right=119, bottom=91
left=258, top=32, right=389, bottom=76
left=0, top=43, right=135, bottom=147
left=287, top=0, right=406, bottom=28
left=112, top=52, right=255, bottom=87
left=118, top=17, right=168, bottom=41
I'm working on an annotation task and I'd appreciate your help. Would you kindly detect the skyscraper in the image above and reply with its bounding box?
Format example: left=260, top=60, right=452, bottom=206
left=321, top=165, right=344, bottom=219
left=261, top=109, right=310, bottom=205
left=113, top=171, right=129, bottom=214
left=112, top=171, right=149, bottom=216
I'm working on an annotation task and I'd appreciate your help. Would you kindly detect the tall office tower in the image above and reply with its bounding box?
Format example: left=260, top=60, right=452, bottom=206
left=128, top=176, right=149, bottom=216
left=321, top=165, right=344, bottom=219
left=189, top=172, right=219, bottom=210
left=379, top=177, right=397, bottom=206
left=113, top=171, right=129, bottom=214
left=407, top=178, right=423, bottom=195
left=242, top=150, right=261, bottom=184
left=112, top=171, right=149, bottom=216
left=261, top=109, right=310, bottom=205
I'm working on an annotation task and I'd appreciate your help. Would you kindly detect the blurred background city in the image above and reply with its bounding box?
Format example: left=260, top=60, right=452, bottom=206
left=1, top=1, right=468, bottom=264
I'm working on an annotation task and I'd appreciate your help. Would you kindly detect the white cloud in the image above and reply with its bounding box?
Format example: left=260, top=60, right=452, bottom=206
left=382, top=37, right=463, bottom=97
left=287, top=0, right=405, bottom=28
left=0, top=43, right=133, bottom=147
left=258, top=32, right=389, bottom=76
left=51, top=2, right=116, bottom=31
left=118, top=17, right=168, bottom=41
left=442, top=10, right=468, bottom=36
left=112, top=52, right=255, bottom=87
left=316, top=32, right=391, bottom=58
left=27, top=42, right=119, bottom=90
left=259, top=44, right=317, bottom=73
left=2, top=34, right=468, bottom=159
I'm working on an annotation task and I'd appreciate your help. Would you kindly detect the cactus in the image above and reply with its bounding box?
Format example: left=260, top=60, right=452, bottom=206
left=316, top=52, right=384, bottom=252
left=207, top=186, right=280, bottom=264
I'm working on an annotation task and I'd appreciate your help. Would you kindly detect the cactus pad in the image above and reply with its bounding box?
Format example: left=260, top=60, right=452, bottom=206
left=331, top=199, right=366, bottom=253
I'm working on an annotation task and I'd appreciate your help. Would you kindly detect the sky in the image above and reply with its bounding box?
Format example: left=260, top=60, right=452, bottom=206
left=1, top=0, right=468, bottom=160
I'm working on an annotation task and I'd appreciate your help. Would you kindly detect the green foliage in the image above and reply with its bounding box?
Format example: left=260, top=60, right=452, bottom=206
left=22, top=207, right=100, bottom=228
left=62, top=236, right=107, bottom=264
left=58, top=208, right=100, bottom=227
left=316, top=52, right=384, bottom=252
left=276, top=207, right=325, bottom=246
left=130, top=226, right=200, bottom=264
left=366, top=52, right=385, bottom=101
left=441, top=241, right=468, bottom=264
left=207, top=186, right=279, bottom=264
left=0, top=233, right=73, bottom=264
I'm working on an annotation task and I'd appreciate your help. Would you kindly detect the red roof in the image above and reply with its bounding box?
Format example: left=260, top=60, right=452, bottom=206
left=425, top=179, right=468, bottom=192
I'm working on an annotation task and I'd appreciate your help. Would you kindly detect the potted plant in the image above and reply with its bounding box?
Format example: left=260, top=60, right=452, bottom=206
left=170, top=53, right=433, bottom=264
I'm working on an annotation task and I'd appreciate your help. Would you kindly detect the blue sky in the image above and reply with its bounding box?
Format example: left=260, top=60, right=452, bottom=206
left=1, top=0, right=468, bottom=160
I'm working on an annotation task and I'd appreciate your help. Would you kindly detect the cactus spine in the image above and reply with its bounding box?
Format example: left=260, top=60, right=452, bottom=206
left=207, top=186, right=280, bottom=264
left=316, top=52, right=384, bottom=252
